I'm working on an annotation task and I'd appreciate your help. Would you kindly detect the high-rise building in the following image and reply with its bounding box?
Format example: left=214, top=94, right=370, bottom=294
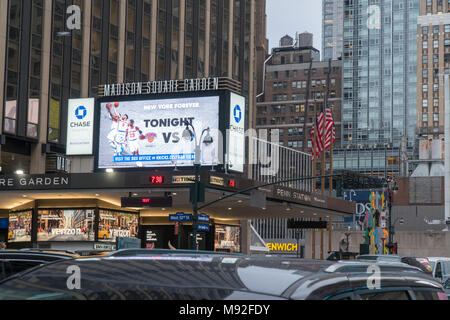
left=322, top=0, right=344, bottom=61
left=0, top=0, right=265, bottom=175
left=339, top=0, right=420, bottom=174
left=256, top=35, right=342, bottom=154
left=417, top=0, right=450, bottom=139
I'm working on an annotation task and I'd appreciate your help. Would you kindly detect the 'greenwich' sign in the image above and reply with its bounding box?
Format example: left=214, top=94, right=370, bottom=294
left=0, top=175, right=70, bottom=190
left=100, top=77, right=219, bottom=97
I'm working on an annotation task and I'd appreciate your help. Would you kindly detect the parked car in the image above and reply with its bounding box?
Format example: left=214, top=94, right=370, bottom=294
left=444, top=278, right=450, bottom=299
left=356, top=254, right=402, bottom=263
left=428, top=257, right=450, bottom=284
left=356, top=255, right=433, bottom=275
left=0, top=250, right=75, bottom=281
left=106, top=248, right=245, bottom=257
left=0, top=254, right=446, bottom=300
left=400, top=257, right=433, bottom=275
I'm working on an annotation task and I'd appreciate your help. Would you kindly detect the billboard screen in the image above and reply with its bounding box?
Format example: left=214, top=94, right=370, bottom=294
left=66, top=98, right=95, bottom=155
left=97, top=96, right=220, bottom=169
left=214, top=224, right=241, bottom=253
left=98, top=209, right=139, bottom=242
left=8, top=211, right=32, bottom=242
left=37, top=209, right=95, bottom=241
left=228, top=93, right=245, bottom=173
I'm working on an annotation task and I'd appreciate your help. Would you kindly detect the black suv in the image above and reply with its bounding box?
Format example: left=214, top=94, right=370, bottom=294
left=0, top=250, right=75, bottom=281
left=0, top=254, right=446, bottom=300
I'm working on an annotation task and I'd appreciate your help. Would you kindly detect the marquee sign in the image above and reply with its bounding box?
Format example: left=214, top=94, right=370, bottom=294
left=99, top=77, right=220, bottom=97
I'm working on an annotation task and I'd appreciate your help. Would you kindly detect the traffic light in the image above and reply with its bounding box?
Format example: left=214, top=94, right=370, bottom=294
left=190, top=182, right=205, bottom=203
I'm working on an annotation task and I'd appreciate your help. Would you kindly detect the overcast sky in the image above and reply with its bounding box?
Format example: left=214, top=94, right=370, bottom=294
left=266, top=0, right=322, bottom=54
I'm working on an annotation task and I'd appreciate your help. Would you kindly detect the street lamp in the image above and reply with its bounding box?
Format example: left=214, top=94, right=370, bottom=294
left=383, top=178, right=399, bottom=253
left=182, top=124, right=213, bottom=250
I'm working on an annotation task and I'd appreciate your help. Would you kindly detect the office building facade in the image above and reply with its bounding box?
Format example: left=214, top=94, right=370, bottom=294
left=322, top=0, right=344, bottom=61
left=340, top=0, right=420, bottom=173
left=256, top=36, right=342, bottom=154
left=0, top=0, right=265, bottom=175
left=417, top=0, right=450, bottom=139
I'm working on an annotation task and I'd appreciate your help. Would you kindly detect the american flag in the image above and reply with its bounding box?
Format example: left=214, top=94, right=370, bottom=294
left=323, top=107, right=335, bottom=150
left=310, top=108, right=335, bottom=159
left=310, top=112, right=324, bottom=160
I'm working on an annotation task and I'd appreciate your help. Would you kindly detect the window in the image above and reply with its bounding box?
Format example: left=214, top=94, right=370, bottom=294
left=423, top=113, right=428, bottom=122
left=434, top=40, right=439, bottom=48
left=423, top=84, right=428, bottom=92
left=422, top=26, right=428, bottom=34
left=445, top=24, right=450, bottom=33
left=423, top=41, right=428, bottom=49
left=358, top=290, right=410, bottom=300
left=434, top=113, right=439, bottom=122
left=422, top=55, right=428, bottom=64
left=433, top=25, right=439, bottom=34
left=413, top=290, right=441, bottom=300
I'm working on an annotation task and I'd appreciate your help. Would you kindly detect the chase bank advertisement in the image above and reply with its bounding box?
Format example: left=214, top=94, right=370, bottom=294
left=98, top=96, right=220, bottom=168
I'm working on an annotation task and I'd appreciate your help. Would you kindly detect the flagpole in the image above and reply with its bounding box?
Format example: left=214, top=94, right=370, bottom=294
left=321, top=85, right=326, bottom=196
left=313, top=98, right=317, bottom=193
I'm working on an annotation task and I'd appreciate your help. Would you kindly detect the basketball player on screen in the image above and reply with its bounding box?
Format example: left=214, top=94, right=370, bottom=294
left=106, top=102, right=120, bottom=154
left=126, top=119, right=145, bottom=155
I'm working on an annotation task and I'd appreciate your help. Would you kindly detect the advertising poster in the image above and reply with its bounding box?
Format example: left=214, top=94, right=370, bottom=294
left=97, top=96, right=220, bottom=168
left=98, top=209, right=139, bottom=242
left=228, top=93, right=246, bottom=173
left=66, top=98, right=95, bottom=155
left=8, top=211, right=32, bottom=242
left=37, top=209, right=95, bottom=241
left=214, top=225, right=241, bottom=253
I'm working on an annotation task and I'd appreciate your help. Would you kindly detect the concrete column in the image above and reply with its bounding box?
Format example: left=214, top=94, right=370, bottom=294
left=178, top=0, right=186, bottom=79
left=0, top=0, right=7, bottom=134
left=204, top=0, right=211, bottom=78
left=150, top=0, right=158, bottom=80
left=81, top=0, right=92, bottom=97
left=30, top=0, right=53, bottom=174
left=240, top=220, right=251, bottom=254
left=228, top=0, right=233, bottom=78
left=117, top=0, right=127, bottom=83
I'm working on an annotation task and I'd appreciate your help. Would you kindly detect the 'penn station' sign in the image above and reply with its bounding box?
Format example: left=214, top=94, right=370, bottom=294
left=99, top=77, right=220, bottom=97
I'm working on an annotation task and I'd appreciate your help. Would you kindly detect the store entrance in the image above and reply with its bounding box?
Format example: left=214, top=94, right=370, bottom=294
left=141, top=225, right=213, bottom=251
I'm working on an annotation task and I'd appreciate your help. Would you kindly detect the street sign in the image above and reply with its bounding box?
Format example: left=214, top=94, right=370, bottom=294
left=287, top=219, right=328, bottom=229
left=197, top=224, right=210, bottom=232
left=94, top=243, right=116, bottom=251
left=198, top=213, right=210, bottom=223
left=169, top=212, right=193, bottom=222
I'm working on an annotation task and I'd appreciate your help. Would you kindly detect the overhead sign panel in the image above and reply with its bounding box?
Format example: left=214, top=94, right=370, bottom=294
left=67, top=98, right=95, bottom=155
left=97, top=96, right=220, bottom=169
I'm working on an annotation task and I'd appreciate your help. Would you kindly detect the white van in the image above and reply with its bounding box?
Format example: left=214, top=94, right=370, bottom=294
left=428, top=257, right=450, bottom=284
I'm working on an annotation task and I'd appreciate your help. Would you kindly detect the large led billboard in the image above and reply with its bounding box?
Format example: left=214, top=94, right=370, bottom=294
left=214, top=224, right=241, bottom=253
left=97, top=96, right=220, bottom=169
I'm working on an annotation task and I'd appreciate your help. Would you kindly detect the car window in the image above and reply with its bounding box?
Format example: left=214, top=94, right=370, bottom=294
left=358, top=290, right=411, bottom=300
left=9, top=261, right=43, bottom=274
left=413, top=290, right=441, bottom=300
left=435, top=262, right=442, bottom=278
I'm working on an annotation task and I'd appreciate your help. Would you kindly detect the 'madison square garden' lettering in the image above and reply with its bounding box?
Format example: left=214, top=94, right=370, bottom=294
left=0, top=177, right=69, bottom=188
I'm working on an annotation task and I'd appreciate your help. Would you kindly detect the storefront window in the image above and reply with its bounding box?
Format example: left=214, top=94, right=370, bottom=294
left=8, top=211, right=32, bottom=243
left=214, top=224, right=241, bottom=253
left=37, top=209, right=95, bottom=242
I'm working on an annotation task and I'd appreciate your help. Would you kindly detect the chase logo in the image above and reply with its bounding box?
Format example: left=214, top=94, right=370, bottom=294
left=75, top=106, right=87, bottom=120
left=234, top=105, right=242, bottom=124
